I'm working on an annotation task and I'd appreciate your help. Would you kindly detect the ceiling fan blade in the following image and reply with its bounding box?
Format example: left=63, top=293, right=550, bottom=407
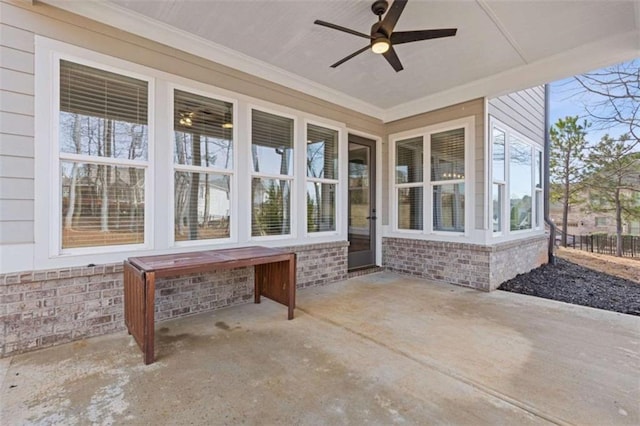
left=380, top=0, right=408, bottom=36
left=391, top=29, right=457, bottom=45
left=383, top=46, right=403, bottom=72
left=314, top=20, right=370, bottom=39
left=330, top=45, right=370, bottom=68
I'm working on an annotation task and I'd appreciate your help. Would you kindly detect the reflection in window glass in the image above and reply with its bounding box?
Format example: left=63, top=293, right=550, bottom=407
left=396, top=137, right=423, bottom=183
left=252, top=178, right=291, bottom=236
left=173, top=90, right=233, bottom=169
left=59, top=60, right=149, bottom=161
left=431, top=129, right=464, bottom=181
left=509, top=138, right=532, bottom=231
left=493, top=129, right=505, bottom=181
left=58, top=60, right=149, bottom=250
left=307, top=124, right=338, bottom=179
left=174, top=172, right=230, bottom=241
left=307, top=182, right=336, bottom=232
left=61, top=162, right=145, bottom=248
left=493, top=183, right=502, bottom=233
left=535, top=150, right=542, bottom=189
left=398, top=187, right=423, bottom=230
left=251, top=110, right=294, bottom=176
left=433, top=183, right=464, bottom=232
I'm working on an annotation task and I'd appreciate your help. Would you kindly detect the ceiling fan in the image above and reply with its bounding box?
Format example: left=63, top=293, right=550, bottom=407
left=314, top=0, right=457, bottom=72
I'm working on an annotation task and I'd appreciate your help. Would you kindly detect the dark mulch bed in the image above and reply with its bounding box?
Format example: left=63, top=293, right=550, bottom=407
left=499, top=258, right=640, bottom=316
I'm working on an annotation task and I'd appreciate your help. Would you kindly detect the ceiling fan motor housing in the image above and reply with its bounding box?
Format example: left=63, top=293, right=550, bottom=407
left=371, top=0, right=389, bottom=16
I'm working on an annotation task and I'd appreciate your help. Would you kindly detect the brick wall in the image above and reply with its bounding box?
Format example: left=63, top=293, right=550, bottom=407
left=383, top=238, right=492, bottom=290
left=0, top=241, right=348, bottom=357
left=383, top=235, right=548, bottom=291
left=489, top=236, right=548, bottom=290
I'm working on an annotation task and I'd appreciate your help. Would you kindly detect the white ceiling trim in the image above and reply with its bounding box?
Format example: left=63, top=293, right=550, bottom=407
left=41, top=0, right=386, bottom=120
left=476, top=0, right=528, bottom=64
left=384, top=30, right=640, bottom=123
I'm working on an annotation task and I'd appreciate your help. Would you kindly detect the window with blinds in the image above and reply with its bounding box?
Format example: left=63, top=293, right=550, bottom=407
left=251, top=109, right=294, bottom=236
left=393, top=127, right=466, bottom=233
left=431, top=129, right=465, bottom=232
left=173, top=89, right=233, bottom=242
left=395, top=137, right=423, bottom=230
left=58, top=60, right=149, bottom=249
left=306, top=124, right=338, bottom=233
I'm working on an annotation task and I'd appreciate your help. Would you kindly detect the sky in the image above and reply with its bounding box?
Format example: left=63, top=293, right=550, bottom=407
left=549, top=62, right=633, bottom=146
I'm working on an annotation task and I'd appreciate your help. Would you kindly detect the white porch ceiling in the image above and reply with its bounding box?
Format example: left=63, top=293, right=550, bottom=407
left=44, top=0, right=640, bottom=122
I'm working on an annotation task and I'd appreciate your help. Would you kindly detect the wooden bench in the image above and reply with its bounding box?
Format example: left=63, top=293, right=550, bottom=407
left=123, top=246, right=296, bottom=364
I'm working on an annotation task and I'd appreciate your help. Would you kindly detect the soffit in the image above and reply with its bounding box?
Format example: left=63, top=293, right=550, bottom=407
left=42, top=0, right=640, bottom=122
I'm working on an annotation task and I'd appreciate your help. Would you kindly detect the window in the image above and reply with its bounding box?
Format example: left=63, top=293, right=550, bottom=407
left=251, top=109, right=294, bottom=237
left=392, top=119, right=470, bottom=235
left=492, top=128, right=506, bottom=233
left=595, top=217, right=608, bottom=227
left=306, top=124, right=339, bottom=233
left=490, top=119, right=543, bottom=236
left=58, top=60, right=149, bottom=250
left=173, top=89, right=233, bottom=242
left=509, top=137, right=533, bottom=231
left=395, top=137, right=423, bottom=230
left=35, top=39, right=350, bottom=270
left=535, top=150, right=543, bottom=229
left=431, top=129, right=465, bottom=232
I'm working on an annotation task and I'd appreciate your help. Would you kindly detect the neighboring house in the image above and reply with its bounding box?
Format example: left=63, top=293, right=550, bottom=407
left=1, top=0, right=638, bottom=356
left=550, top=155, right=640, bottom=236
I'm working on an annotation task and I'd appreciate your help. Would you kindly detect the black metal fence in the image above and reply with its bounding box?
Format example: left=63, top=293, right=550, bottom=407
left=556, top=231, right=640, bottom=258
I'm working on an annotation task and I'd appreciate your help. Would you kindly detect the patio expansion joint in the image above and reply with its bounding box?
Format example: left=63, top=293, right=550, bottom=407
left=297, top=306, right=574, bottom=426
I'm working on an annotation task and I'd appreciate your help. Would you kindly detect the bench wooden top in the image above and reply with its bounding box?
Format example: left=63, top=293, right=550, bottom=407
left=128, top=246, right=294, bottom=277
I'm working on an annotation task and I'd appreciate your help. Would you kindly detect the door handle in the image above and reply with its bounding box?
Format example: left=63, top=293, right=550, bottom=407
left=366, top=216, right=377, bottom=220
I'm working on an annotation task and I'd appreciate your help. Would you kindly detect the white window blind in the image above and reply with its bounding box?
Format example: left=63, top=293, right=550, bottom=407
left=173, top=89, right=233, bottom=242
left=58, top=60, right=149, bottom=249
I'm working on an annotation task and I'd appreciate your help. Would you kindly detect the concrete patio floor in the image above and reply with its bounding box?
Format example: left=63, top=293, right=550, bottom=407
left=1, top=272, right=639, bottom=425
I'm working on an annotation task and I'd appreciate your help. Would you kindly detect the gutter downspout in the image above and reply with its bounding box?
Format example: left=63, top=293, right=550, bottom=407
left=544, top=83, right=557, bottom=264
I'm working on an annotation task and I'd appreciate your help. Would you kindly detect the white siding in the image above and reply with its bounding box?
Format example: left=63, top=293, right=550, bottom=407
left=0, top=0, right=385, bottom=272
left=488, top=86, right=545, bottom=146
left=0, top=17, right=35, bottom=245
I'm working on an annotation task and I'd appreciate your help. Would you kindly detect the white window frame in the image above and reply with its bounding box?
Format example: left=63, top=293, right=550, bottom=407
left=491, top=124, right=507, bottom=236
left=534, top=148, right=544, bottom=231
left=389, top=116, right=475, bottom=241
left=30, top=37, right=350, bottom=272
left=38, top=46, right=155, bottom=259
left=248, top=105, right=298, bottom=242
left=168, top=84, right=238, bottom=247
left=304, top=120, right=341, bottom=237
left=393, top=135, right=425, bottom=233
left=489, top=117, right=545, bottom=239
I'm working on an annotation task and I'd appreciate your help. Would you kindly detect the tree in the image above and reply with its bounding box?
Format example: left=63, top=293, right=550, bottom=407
left=584, top=135, right=640, bottom=256
left=574, top=60, right=640, bottom=145
left=549, top=116, right=590, bottom=246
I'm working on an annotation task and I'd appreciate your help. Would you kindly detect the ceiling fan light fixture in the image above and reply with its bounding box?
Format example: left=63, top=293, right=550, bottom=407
left=221, top=108, right=233, bottom=129
left=179, top=112, right=193, bottom=127
left=371, top=36, right=390, bottom=54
